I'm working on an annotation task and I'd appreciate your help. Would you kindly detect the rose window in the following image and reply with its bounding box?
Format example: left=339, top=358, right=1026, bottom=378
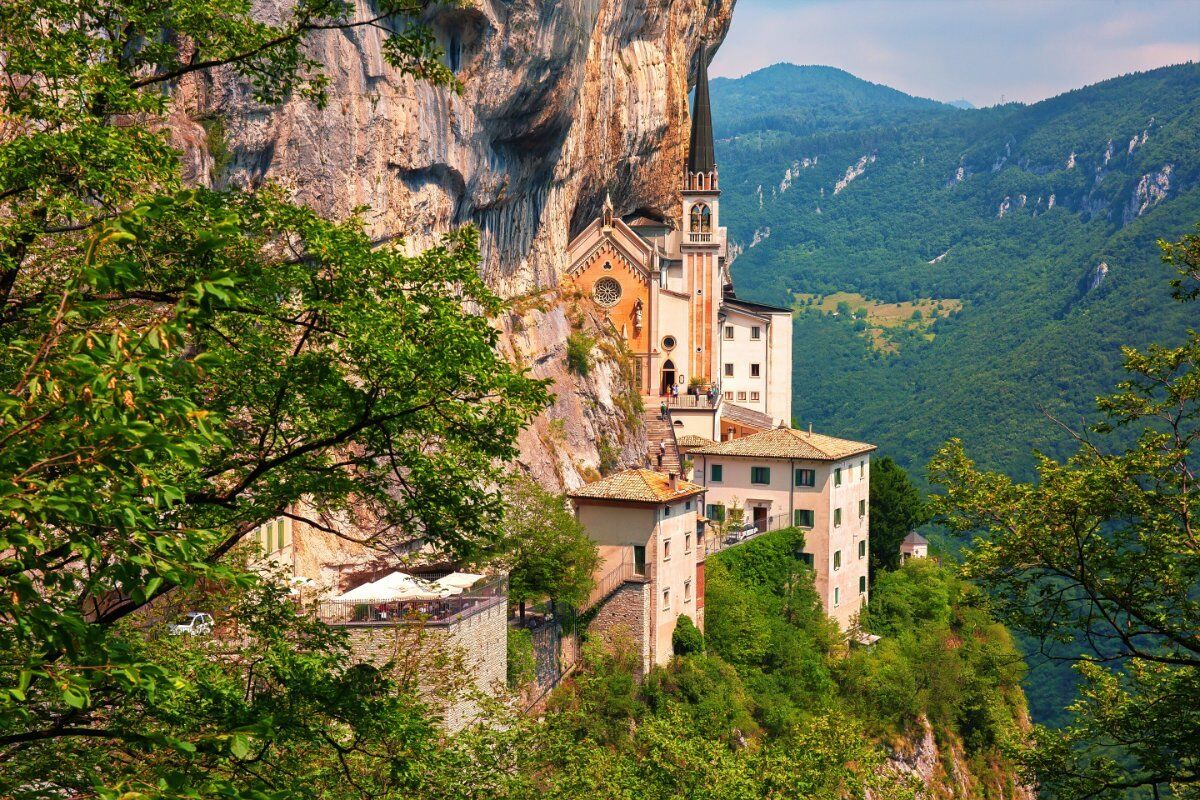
left=593, top=277, right=622, bottom=307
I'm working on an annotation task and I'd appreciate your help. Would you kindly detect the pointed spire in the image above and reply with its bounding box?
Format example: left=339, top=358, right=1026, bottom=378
left=687, top=38, right=715, bottom=175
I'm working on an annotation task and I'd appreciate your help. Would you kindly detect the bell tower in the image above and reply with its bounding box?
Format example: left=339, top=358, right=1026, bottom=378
left=681, top=38, right=723, bottom=385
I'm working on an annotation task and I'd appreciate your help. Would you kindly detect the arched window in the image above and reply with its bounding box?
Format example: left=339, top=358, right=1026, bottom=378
left=689, top=202, right=711, bottom=233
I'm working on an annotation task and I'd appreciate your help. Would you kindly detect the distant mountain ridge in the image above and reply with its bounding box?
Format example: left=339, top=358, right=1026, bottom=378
left=714, top=59, right=1200, bottom=480
left=712, top=60, right=1200, bottom=728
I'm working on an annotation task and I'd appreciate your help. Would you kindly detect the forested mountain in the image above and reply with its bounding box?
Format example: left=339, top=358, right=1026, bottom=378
left=714, top=62, right=1200, bottom=482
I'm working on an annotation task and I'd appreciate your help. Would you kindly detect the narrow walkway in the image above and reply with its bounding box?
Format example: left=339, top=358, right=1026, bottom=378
left=642, top=403, right=682, bottom=475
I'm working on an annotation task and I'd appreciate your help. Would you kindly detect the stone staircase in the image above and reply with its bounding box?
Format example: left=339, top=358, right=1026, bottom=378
left=642, top=404, right=683, bottom=476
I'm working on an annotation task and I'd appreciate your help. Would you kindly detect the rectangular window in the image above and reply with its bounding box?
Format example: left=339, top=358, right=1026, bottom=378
left=751, top=466, right=771, bottom=485
left=685, top=500, right=693, bottom=511
left=794, top=509, right=814, bottom=527
left=737, top=391, right=747, bottom=401
left=858, top=539, right=867, bottom=559
left=663, top=505, right=671, bottom=518
left=277, top=519, right=286, bottom=551
left=633, top=545, right=647, bottom=575
left=663, top=539, right=671, bottom=560
left=684, top=580, right=692, bottom=602
left=724, top=326, right=734, bottom=340
left=750, top=326, right=761, bottom=340
left=834, top=467, right=843, bottom=487
left=834, top=508, right=842, bottom=527
left=795, top=468, right=815, bottom=487
left=706, top=503, right=726, bottom=521
left=750, top=391, right=760, bottom=402
left=834, top=587, right=840, bottom=607
left=859, top=499, right=866, bottom=518
left=663, top=588, right=671, bottom=609
left=750, top=363, right=761, bottom=378
left=685, top=533, right=692, bottom=553
left=724, top=363, right=734, bottom=377
left=834, top=550, right=842, bottom=570
left=860, top=460, right=865, bottom=479
left=724, top=391, right=733, bottom=401
left=710, top=464, right=723, bottom=482
left=859, top=575, right=867, bottom=594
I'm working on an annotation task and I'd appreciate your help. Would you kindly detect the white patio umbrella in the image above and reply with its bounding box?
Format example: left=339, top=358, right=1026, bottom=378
left=433, top=572, right=483, bottom=591
left=332, top=571, right=453, bottom=602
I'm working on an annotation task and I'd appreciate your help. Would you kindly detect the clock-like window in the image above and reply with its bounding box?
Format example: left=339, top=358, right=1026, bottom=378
left=662, top=336, right=677, bottom=350
left=593, top=277, right=622, bottom=307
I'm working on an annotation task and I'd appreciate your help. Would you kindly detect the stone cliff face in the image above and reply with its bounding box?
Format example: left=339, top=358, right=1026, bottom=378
left=882, top=716, right=1035, bottom=800
left=175, top=0, right=736, bottom=489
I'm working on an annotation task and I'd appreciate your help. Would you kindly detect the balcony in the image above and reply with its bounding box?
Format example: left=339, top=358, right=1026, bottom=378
left=686, top=232, right=713, bottom=244
left=317, top=576, right=507, bottom=627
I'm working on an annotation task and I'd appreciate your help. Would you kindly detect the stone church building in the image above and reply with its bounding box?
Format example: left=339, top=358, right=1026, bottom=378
left=564, top=41, right=793, bottom=440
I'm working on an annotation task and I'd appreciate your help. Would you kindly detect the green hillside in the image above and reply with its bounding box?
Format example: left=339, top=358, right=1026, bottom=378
left=714, top=63, right=1200, bottom=482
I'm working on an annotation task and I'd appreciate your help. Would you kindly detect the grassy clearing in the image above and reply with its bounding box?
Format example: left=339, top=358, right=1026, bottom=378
left=795, top=291, right=963, bottom=352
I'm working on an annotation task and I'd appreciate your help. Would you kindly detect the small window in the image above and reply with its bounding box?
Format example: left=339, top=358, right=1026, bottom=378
left=834, top=467, right=842, bottom=487
left=860, top=460, right=865, bottom=479
left=750, top=391, right=760, bottom=401
left=662, top=335, right=677, bottom=350
left=859, top=575, right=867, bottom=594
left=724, top=326, right=734, bottom=340
left=707, top=503, right=726, bottom=521
left=750, top=363, right=761, bottom=378
left=663, top=505, right=671, bottom=518
left=858, top=539, right=867, bottom=559
left=710, top=464, right=723, bottom=482
left=724, top=363, right=734, bottom=377
left=794, top=509, right=814, bottom=527
left=737, top=391, right=747, bottom=401
left=834, top=550, right=842, bottom=570
left=685, top=500, right=692, bottom=511
left=663, top=588, right=671, bottom=609
left=684, top=580, right=692, bottom=602
left=724, top=391, right=733, bottom=401
left=751, top=466, right=771, bottom=485
left=859, top=499, right=866, bottom=518
left=277, top=519, right=286, bottom=551
left=633, top=545, right=647, bottom=575
left=750, top=326, right=761, bottom=340
left=834, top=587, right=840, bottom=607
left=834, top=508, right=842, bottom=527
left=685, top=533, right=692, bottom=553
left=663, top=539, right=671, bottom=560
left=795, top=468, right=815, bottom=487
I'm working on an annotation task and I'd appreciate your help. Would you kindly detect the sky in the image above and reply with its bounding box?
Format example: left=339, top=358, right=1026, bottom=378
left=710, top=0, right=1200, bottom=106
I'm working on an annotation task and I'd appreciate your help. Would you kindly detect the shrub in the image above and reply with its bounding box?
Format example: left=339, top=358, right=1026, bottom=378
left=672, top=614, right=704, bottom=656
left=566, top=332, right=594, bottom=375
left=506, top=627, right=537, bottom=689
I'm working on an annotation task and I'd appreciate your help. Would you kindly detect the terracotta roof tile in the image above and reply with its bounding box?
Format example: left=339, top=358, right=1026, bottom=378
left=691, top=427, right=876, bottom=461
left=568, top=468, right=705, bottom=504
left=720, top=402, right=774, bottom=431
left=677, top=434, right=716, bottom=448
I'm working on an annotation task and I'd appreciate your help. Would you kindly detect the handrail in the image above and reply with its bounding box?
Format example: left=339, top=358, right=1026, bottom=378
left=580, top=558, right=645, bottom=612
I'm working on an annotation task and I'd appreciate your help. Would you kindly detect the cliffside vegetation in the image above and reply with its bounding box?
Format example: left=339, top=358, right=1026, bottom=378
left=535, top=527, right=1029, bottom=799
left=930, top=232, right=1200, bottom=800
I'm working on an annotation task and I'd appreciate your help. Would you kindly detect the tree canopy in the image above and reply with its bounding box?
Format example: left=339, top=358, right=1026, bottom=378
left=930, top=229, right=1200, bottom=799
left=868, top=455, right=931, bottom=579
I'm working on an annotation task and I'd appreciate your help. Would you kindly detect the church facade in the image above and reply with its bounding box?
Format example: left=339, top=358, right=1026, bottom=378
left=564, top=43, right=793, bottom=440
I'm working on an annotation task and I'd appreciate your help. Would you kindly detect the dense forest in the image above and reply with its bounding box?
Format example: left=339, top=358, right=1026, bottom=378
left=714, top=62, right=1200, bottom=482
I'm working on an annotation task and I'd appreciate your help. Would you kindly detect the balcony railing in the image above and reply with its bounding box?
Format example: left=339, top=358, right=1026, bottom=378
left=686, top=232, right=713, bottom=244
left=317, top=576, right=506, bottom=627
left=665, top=392, right=720, bottom=410
left=580, top=557, right=647, bottom=612
left=706, top=512, right=795, bottom=557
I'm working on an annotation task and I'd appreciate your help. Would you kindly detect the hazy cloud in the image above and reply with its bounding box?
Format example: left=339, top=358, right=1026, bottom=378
left=711, top=0, right=1200, bottom=106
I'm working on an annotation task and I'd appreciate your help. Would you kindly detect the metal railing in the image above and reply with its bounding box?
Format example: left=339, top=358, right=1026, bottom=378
left=706, top=512, right=795, bottom=556
left=317, top=576, right=506, bottom=626
left=665, top=392, right=720, bottom=410
left=580, top=558, right=646, bottom=612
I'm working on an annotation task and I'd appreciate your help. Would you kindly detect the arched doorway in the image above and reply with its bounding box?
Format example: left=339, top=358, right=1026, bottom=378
left=660, top=359, right=676, bottom=395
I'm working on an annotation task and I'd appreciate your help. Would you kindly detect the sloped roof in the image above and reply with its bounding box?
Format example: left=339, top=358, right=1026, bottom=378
left=901, top=531, right=929, bottom=547
left=692, top=427, right=876, bottom=461
left=677, top=434, right=716, bottom=448
left=686, top=40, right=715, bottom=174
left=720, top=402, right=775, bottom=432
left=568, top=468, right=704, bottom=504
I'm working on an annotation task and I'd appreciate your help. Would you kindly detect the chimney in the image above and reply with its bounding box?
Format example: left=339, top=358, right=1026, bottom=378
left=808, top=422, right=813, bottom=434
left=668, top=472, right=678, bottom=491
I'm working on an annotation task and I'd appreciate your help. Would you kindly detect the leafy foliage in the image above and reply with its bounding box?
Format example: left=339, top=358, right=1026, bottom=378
left=671, top=614, right=704, bottom=656
left=0, top=0, right=547, bottom=796
left=869, top=456, right=932, bottom=579
left=930, top=230, right=1200, bottom=799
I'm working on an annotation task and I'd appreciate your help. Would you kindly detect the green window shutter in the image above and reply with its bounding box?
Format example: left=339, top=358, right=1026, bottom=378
left=277, top=519, right=285, bottom=550
left=794, top=509, right=813, bottom=527
left=710, top=464, right=723, bottom=482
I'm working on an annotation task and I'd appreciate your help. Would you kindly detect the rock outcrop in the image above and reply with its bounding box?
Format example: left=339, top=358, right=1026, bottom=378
left=173, top=0, right=736, bottom=489
left=882, top=716, right=1035, bottom=800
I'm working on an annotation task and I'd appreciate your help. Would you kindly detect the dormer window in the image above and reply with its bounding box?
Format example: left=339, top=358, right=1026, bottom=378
left=689, top=202, right=711, bottom=233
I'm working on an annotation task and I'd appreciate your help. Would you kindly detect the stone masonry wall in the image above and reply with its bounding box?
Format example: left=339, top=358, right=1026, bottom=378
left=341, top=599, right=507, bottom=732
left=589, top=579, right=651, bottom=677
